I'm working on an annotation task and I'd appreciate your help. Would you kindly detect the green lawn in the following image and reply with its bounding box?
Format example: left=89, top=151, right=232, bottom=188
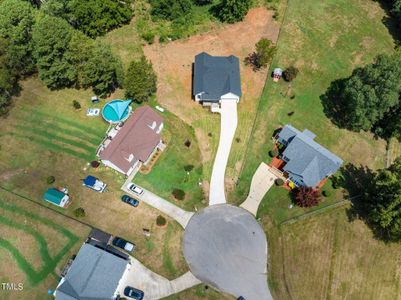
left=231, top=0, right=395, bottom=220
left=135, top=110, right=206, bottom=211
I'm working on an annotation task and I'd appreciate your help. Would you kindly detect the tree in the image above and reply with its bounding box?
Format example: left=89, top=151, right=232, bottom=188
left=294, top=186, right=322, bottom=208
left=124, top=56, right=157, bottom=102
left=0, top=0, right=36, bottom=75
left=0, top=39, right=18, bottom=116
left=32, top=14, right=77, bottom=89
left=67, top=0, right=133, bottom=38
left=323, top=54, right=401, bottom=132
left=283, top=66, right=299, bottom=82
left=156, top=215, right=167, bottom=226
left=245, top=38, right=276, bottom=70
left=216, top=0, right=252, bottom=23
left=150, top=0, right=193, bottom=21
left=80, top=42, right=123, bottom=97
left=365, top=157, right=401, bottom=241
left=74, top=207, right=86, bottom=218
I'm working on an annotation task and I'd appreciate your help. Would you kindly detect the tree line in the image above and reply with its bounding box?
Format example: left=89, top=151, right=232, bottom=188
left=0, top=0, right=133, bottom=116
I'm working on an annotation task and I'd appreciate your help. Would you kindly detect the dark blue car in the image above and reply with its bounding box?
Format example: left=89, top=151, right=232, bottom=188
left=124, top=286, right=144, bottom=300
left=121, top=195, right=139, bottom=207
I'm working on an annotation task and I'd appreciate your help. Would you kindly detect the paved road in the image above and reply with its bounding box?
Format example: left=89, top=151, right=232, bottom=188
left=117, top=257, right=201, bottom=300
left=121, top=182, right=194, bottom=228
left=209, top=101, right=238, bottom=205
left=183, top=204, right=272, bottom=300
left=240, top=163, right=278, bottom=216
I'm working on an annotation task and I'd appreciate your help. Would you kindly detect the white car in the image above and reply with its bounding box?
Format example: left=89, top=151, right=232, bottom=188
left=86, top=108, right=100, bottom=116
left=127, top=183, right=144, bottom=196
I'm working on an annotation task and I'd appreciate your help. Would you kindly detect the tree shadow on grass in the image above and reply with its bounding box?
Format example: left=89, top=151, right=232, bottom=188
left=332, top=163, right=396, bottom=242
left=376, top=0, right=401, bottom=45
left=320, top=78, right=356, bottom=130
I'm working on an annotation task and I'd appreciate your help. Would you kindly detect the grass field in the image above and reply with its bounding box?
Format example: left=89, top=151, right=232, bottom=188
left=0, top=190, right=90, bottom=300
left=232, top=0, right=395, bottom=212
left=266, top=207, right=401, bottom=300
left=135, top=110, right=206, bottom=210
left=0, top=78, right=190, bottom=281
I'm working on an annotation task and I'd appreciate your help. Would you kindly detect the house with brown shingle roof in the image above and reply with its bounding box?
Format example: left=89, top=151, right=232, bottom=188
left=97, top=105, right=164, bottom=176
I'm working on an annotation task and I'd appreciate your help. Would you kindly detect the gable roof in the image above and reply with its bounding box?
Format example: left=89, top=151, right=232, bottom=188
left=278, top=125, right=343, bottom=187
left=193, top=52, right=242, bottom=101
left=43, top=188, right=65, bottom=205
left=55, top=243, right=128, bottom=300
left=98, top=105, right=162, bottom=173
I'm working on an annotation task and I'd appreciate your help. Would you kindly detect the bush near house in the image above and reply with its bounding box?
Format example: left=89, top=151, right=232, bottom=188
left=269, top=148, right=279, bottom=157
left=294, top=186, right=322, bottom=208
left=172, top=188, right=185, bottom=200
left=275, top=178, right=284, bottom=186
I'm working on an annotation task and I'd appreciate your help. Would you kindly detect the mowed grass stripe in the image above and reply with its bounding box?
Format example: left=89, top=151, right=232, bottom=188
left=0, top=200, right=79, bottom=240
left=14, top=124, right=97, bottom=154
left=0, top=200, right=80, bottom=285
left=8, top=132, right=94, bottom=161
left=15, top=115, right=102, bottom=146
left=0, top=214, right=52, bottom=264
left=22, top=107, right=105, bottom=137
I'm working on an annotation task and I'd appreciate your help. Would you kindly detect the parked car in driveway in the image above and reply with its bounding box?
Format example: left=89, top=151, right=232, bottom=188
left=121, top=195, right=139, bottom=207
left=127, top=183, right=144, bottom=196
left=112, top=237, right=135, bottom=252
left=124, top=286, right=144, bottom=300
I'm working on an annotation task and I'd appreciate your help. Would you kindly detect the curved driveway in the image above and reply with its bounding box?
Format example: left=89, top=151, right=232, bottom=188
left=209, top=101, right=238, bottom=205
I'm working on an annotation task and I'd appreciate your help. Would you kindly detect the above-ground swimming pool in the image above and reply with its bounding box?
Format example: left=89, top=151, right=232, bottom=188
left=102, top=100, right=132, bottom=123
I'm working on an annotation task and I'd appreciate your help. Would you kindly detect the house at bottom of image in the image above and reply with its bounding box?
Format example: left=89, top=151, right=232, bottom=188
left=272, top=124, right=343, bottom=188
left=97, top=105, right=164, bottom=177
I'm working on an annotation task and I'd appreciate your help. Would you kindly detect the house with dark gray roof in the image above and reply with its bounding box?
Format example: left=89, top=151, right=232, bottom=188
left=193, top=52, right=242, bottom=108
left=54, top=243, right=130, bottom=300
left=274, top=124, right=343, bottom=188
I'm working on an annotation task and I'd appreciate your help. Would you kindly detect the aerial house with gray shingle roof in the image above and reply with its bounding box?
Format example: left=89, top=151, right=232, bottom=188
left=193, top=52, right=242, bottom=111
left=274, top=124, right=343, bottom=188
left=54, top=243, right=130, bottom=300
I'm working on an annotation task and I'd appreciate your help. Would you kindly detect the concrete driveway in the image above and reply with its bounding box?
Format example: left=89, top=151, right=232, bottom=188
left=209, top=101, right=238, bottom=205
left=240, top=163, right=278, bottom=216
left=117, top=257, right=200, bottom=300
left=121, top=182, right=194, bottom=228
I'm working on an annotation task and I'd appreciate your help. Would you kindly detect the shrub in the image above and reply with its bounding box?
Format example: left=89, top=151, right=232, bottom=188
left=74, top=207, right=86, bottom=218
left=141, top=31, right=155, bottom=44
left=46, top=176, right=56, bottom=184
left=208, top=132, right=212, bottom=137
left=184, top=165, right=194, bottom=172
left=245, top=38, right=276, bottom=70
left=283, top=66, right=299, bottom=82
left=235, top=137, right=241, bottom=143
left=275, top=178, right=284, bottom=186
left=91, top=160, right=100, bottom=168
left=322, top=189, right=331, bottom=197
left=172, top=188, right=185, bottom=200
left=72, top=100, right=81, bottom=110
left=184, top=139, right=191, bottom=147
left=287, top=111, right=294, bottom=116
left=269, top=148, right=279, bottom=157
left=294, top=187, right=322, bottom=208
left=156, top=215, right=167, bottom=226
